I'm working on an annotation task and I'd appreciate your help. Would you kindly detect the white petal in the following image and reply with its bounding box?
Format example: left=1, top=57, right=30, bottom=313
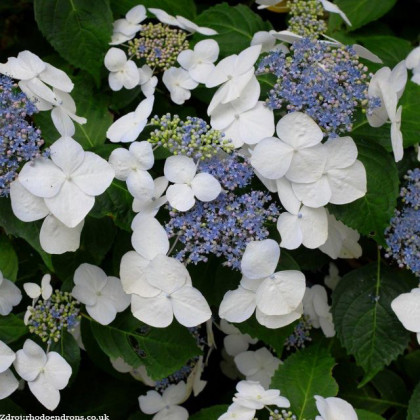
left=10, top=180, right=49, bottom=222
left=164, top=155, right=196, bottom=183
left=14, top=339, right=46, bottom=382
left=292, top=176, right=332, bottom=208
left=109, top=148, right=136, bottom=180
left=72, top=263, right=107, bottom=305
left=107, top=112, right=144, bottom=143
left=101, top=276, right=130, bottom=312
left=256, top=271, right=306, bottom=316
left=131, top=293, right=174, bottom=328
left=126, top=5, right=146, bottom=23
left=219, top=287, right=256, bottom=323
left=45, top=181, right=94, bottom=228
left=166, top=184, right=196, bottom=212
left=120, top=251, right=159, bottom=297
left=276, top=178, right=301, bottom=214
left=277, top=212, right=303, bottom=250
left=104, top=48, right=127, bottom=72
left=328, top=161, right=367, bottom=205
left=130, top=141, right=154, bottom=170
left=0, top=369, right=19, bottom=399
left=40, top=215, right=84, bottom=254
left=251, top=31, right=277, bottom=53
left=0, top=279, right=22, bottom=316
left=86, top=298, right=119, bottom=325
left=131, top=215, right=169, bottom=260
left=238, top=102, right=275, bottom=145
left=256, top=307, right=302, bottom=329
left=241, top=239, right=280, bottom=280
left=390, top=61, right=408, bottom=98
left=71, top=152, right=115, bottom=196
left=319, top=0, right=351, bottom=26
left=276, top=112, right=323, bottom=148
left=44, top=352, right=72, bottom=390
left=391, top=288, right=420, bottom=333
left=250, top=137, right=294, bottom=180
left=300, top=206, right=328, bottom=249
left=51, top=107, right=75, bottom=137
left=139, top=390, right=165, bottom=414
left=286, top=145, right=327, bottom=184
left=0, top=341, right=15, bottom=372
left=171, top=286, right=212, bottom=327
left=126, top=170, right=155, bottom=200
left=19, top=158, right=65, bottom=198
left=23, top=282, right=41, bottom=300
left=28, top=374, right=61, bottom=411
left=352, top=44, right=382, bottom=63
left=191, top=173, right=221, bottom=202
left=49, top=137, right=84, bottom=175
left=145, top=255, right=190, bottom=294
left=324, top=136, right=358, bottom=170
left=39, top=63, right=73, bottom=92
left=41, top=274, right=53, bottom=300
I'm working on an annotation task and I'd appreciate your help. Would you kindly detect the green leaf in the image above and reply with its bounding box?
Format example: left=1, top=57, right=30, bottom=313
left=356, top=409, right=386, bottom=420
left=399, top=81, right=420, bottom=149
left=355, top=35, right=412, bottom=68
left=0, top=198, right=53, bottom=271
left=333, top=0, right=397, bottom=31
left=237, top=316, right=296, bottom=357
left=194, top=3, right=272, bottom=57
left=34, top=0, right=113, bottom=83
left=408, top=381, right=420, bottom=420
left=271, top=342, right=338, bottom=420
left=110, top=0, right=196, bottom=20
left=0, top=314, right=28, bottom=344
left=50, top=331, right=81, bottom=383
left=80, top=216, right=116, bottom=265
left=332, top=263, right=415, bottom=384
left=328, top=140, right=399, bottom=247
left=0, top=235, right=18, bottom=281
left=90, top=180, right=134, bottom=231
left=90, top=313, right=201, bottom=380
left=190, top=405, right=230, bottom=419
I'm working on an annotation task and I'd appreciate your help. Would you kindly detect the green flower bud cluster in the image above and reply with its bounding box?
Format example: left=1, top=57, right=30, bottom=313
left=27, top=290, right=81, bottom=344
left=148, top=114, right=234, bottom=161
left=287, top=0, right=327, bottom=39
left=128, top=23, right=189, bottom=71
left=269, top=409, right=298, bottom=420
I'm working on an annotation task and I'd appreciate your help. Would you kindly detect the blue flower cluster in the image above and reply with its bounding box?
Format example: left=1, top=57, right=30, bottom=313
left=166, top=190, right=279, bottom=269
left=199, top=153, right=254, bottom=191
left=148, top=114, right=233, bottom=161
left=27, top=290, right=81, bottom=344
left=256, top=38, right=372, bottom=135
left=0, top=76, right=45, bottom=197
left=385, top=168, right=420, bottom=276
left=284, top=316, right=312, bottom=351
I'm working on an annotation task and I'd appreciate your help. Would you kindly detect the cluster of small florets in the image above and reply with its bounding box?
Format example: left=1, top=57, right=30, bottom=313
left=0, top=75, right=45, bottom=196
left=385, top=168, right=420, bottom=276
left=27, top=290, right=81, bottom=344
left=199, top=153, right=254, bottom=191
left=128, top=23, right=189, bottom=71
left=165, top=191, right=279, bottom=269
left=257, top=38, right=372, bottom=135
left=287, top=0, right=327, bottom=39
left=269, top=409, right=298, bottom=420
left=154, top=357, right=199, bottom=392
left=284, top=316, right=312, bottom=351
left=148, top=114, right=234, bottom=160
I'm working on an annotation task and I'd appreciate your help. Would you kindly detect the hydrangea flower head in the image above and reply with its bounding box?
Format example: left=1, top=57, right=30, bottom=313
left=385, top=168, right=420, bottom=276
left=0, top=76, right=45, bottom=197
left=257, top=38, right=372, bottom=135
left=128, top=23, right=189, bottom=71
